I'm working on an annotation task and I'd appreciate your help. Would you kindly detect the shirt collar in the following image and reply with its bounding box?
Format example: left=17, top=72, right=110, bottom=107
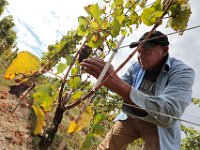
left=162, top=54, right=171, bottom=72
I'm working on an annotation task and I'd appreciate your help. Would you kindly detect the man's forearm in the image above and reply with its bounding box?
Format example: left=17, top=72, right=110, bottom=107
left=107, top=76, right=147, bottom=116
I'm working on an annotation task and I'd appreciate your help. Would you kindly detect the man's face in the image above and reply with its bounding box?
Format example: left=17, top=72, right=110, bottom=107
left=137, top=44, right=168, bottom=71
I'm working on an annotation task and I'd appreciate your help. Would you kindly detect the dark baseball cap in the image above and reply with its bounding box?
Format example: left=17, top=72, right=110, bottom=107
left=130, top=31, right=169, bottom=48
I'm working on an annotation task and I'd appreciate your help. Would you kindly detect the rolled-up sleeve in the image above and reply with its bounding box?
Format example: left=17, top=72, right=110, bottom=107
left=129, top=65, right=195, bottom=128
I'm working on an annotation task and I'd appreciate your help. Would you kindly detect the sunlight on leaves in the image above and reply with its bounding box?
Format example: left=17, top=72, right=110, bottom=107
left=141, top=7, right=163, bottom=26
left=4, top=51, right=40, bottom=79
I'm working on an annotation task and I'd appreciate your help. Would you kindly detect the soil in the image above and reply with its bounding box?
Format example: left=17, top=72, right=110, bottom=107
left=0, top=86, right=33, bottom=150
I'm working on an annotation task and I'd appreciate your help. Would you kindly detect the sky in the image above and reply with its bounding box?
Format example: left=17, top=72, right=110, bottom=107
left=3, top=0, right=200, bottom=128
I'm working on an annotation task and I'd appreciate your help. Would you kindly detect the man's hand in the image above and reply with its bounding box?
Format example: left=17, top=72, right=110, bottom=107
left=80, top=58, right=118, bottom=89
left=80, top=58, right=147, bottom=115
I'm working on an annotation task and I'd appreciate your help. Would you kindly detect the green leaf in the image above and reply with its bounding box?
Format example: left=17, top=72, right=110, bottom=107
left=84, top=4, right=102, bottom=25
left=77, top=16, right=89, bottom=36
left=56, top=63, right=67, bottom=74
left=141, top=7, right=163, bottom=26
left=0, top=0, right=8, bottom=17
left=87, top=34, right=103, bottom=48
left=66, top=55, right=74, bottom=65
left=114, top=0, right=123, bottom=6
left=94, top=113, right=106, bottom=125
left=141, top=0, right=163, bottom=26
left=192, top=98, right=200, bottom=107
left=139, top=0, right=147, bottom=8
left=80, top=133, right=93, bottom=150
left=78, top=25, right=88, bottom=36
left=78, top=16, right=89, bottom=27
left=33, top=85, right=56, bottom=112
left=106, top=39, right=117, bottom=49
left=111, top=19, right=120, bottom=37
left=152, top=0, right=162, bottom=10
left=121, top=29, right=127, bottom=36
left=178, top=0, right=189, bottom=5
left=71, top=91, right=84, bottom=101
left=71, top=67, right=78, bottom=76
left=116, top=14, right=125, bottom=25
left=167, top=3, right=191, bottom=34
left=126, top=12, right=139, bottom=26
left=181, top=125, right=200, bottom=150
left=90, top=21, right=99, bottom=30
left=69, top=76, right=81, bottom=89
left=92, top=124, right=105, bottom=135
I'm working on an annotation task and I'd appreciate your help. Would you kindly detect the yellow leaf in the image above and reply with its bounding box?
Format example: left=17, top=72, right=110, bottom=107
left=67, top=106, right=93, bottom=133
left=67, top=121, right=79, bottom=133
left=32, top=105, right=46, bottom=135
left=4, top=51, right=41, bottom=79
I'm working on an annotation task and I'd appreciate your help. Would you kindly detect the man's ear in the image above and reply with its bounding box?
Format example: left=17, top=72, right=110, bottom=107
left=163, top=46, right=169, bottom=56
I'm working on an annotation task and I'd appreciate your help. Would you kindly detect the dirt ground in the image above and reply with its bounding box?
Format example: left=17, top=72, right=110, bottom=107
left=0, top=86, right=33, bottom=150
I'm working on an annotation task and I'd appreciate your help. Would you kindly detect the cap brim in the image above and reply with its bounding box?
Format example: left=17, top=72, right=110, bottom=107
left=130, top=41, right=158, bottom=49
left=129, top=42, right=140, bottom=48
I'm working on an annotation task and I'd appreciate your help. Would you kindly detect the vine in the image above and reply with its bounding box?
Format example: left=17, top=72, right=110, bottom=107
left=4, top=0, right=195, bottom=149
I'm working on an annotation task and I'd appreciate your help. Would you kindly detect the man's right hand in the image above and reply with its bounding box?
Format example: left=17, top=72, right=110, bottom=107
left=80, top=58, right=117, bottom=89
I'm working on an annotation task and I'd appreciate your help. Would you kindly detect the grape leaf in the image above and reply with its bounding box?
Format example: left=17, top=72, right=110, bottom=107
left=116, top=14, right=125, bottom=25
left=141, top=7, right=163, bottom=26
left=77, top=16, right=89, bottom=36
left=78, top=16, right=89, bottom=27
left=67, top=106, right=93, bottom=133
left=70, top=91, right=84, bottom=101
left=92, top=124, right=105, bottom=135
left=94, top=113, right=106, bottom=125
left=33, top=85, right=56, bottom=112
left=111, top=19, right=120, bottom=37
left=32, top=105, right=46, bottom=135
left=4, top=51, right=41, bottom=79
left=69, top=76, right=81, bottom=89
left=139, top=0, right=147, bottom=8
left=56, top=63, right=67, bottom=74
left=114, top=0, right=123, bottom=6
left=71, top=68, right=78, bottom=76
left=67, top=120, right=79, bottom=133
left=66, top=55, right=74, bottom=65
left=141, top=0, right=163, bottom=26
left=90, top=20, right=99, bottom=30
left=84, top=4, right=102, bottom=25
left=176, top=0, right=189, bottom=5
left=167, top=3, right=191, bottom=33
left=87, top=34, right=103, bottom=48
left=80, top=133, right=93, bottom=150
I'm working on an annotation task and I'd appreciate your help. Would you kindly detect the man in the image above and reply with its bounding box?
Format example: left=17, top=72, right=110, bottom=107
left=80, top=31, right=195, bottom=150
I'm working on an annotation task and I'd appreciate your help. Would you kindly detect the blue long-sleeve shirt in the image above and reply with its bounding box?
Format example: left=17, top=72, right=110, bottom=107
left=115, top=56, right=195, bottom=150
